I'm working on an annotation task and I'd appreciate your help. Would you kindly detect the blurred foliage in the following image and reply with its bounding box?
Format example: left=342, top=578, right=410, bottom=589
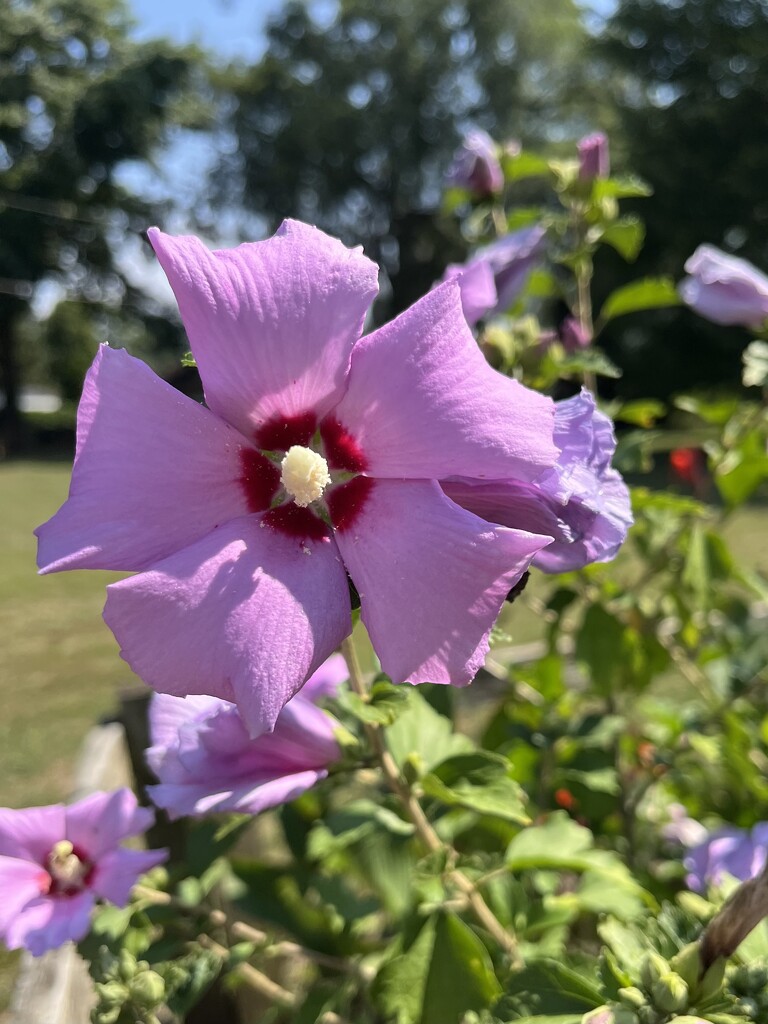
left=215, top=0, right=603, bottom=319
left=0, top=0, right=209, bottom=452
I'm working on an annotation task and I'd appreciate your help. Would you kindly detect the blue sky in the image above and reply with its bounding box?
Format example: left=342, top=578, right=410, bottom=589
left=129, top=0, right=285, bottom=59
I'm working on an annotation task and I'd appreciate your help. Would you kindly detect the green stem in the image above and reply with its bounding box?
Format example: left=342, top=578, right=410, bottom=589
left=340, top=637, right=521, bottom=965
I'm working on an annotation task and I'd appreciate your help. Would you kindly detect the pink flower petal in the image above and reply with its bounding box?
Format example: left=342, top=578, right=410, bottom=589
left=4, top=891, right=94, bottom=956
left=330, top=280, right=557, bottom=482
left=65, top=790, right=154, bottom=860
left=104, top=516, right=352, bottom=736
left=0, top=858, right=50, bottom=933
left=298, top=652, right=348, bottom=703
left=91, top=847, right=168, bottom=906
left=335, top=479, right=552, bottom=686
left=148, top=769, right=329, bottom=820
left=0, top=805, right=65, bottom=862
left=148, top=222, right=379, bottom=440
left=36, top=346, right=268, bottom=574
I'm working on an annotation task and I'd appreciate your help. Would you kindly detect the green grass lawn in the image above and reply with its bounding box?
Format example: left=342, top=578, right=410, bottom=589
left=0, top=461, right=142, bottom=809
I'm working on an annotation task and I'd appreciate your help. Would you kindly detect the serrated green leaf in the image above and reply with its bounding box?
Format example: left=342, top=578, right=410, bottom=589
left=423, top=751, right=529, bottom=823
left=598, top=277, right=680, bottom=323
left=558, top=348, right=622, bottom=379
left=594, top=175, right=652, bottom=200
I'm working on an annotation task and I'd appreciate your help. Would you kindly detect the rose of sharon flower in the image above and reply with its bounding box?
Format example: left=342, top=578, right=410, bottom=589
left=446, top=128, right=504, bottom=197
left=679, top=244, right=768, bottom=329
left=147, top=654, right=347, bottom=818
left=443, top=389, right=632, bottom=574
left=577, top=132, right=610, bottom=181
left=37, top=221, right=558, bottom=736
left=442, top=225, right=547, bottom=326
left=684, top=822, right=768, bottom=893
left=0, top=789, right=166, bottom=956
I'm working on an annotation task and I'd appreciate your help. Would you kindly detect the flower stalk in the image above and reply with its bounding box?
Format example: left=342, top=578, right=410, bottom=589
left=340, top=637, right=521, bottom=965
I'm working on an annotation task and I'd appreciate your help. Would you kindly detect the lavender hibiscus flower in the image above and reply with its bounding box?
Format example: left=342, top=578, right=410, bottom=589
left=443, top=389, right=632, bottom=573
left=446, top=129, right=504, bottom=198
left=577, top=132, right=610, bottom=181
left=37, top=221, right=557, bottom=736
left=442, top=225, right=547, bottom=325
left=0, top=789, right=165, bottom=956
left=680, top=244, right=768, bottom=329
left=684, top=823, right=768, bottom=893
left=147, top=655, right=347, bottom=819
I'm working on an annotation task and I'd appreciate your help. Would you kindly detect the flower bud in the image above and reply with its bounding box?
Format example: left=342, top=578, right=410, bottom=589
left=95, top=980, right=129, bottom=1008
left=129, top=969, right=166, bottom=1009
left=640, top=950, right=670, bottom=991
left=618, top=986, right=646, bottom=1009
left=651, top=972, right=689, bottom=1014
left=578, top=132, right=610, bottom=180
left=697, top=956, right=726, bottom=1001
left=670, top=942, right=702, bottom=989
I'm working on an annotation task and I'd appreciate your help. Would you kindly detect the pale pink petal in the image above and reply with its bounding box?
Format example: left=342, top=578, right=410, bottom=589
left=330, top=281, right=557, bottom=482
left=148, top=222, right=379, bottom=439
left=65, top=790, right=154, bottom=860
left=0, top=858, right=49, bottom=933
left=36, top=345, right=268, bottom=574
left=5, top=892, right=94, bottom=956
left=104, top=516, right=352, bottom=736
left=298, top=652, right=348, bottom=703
left=146, top=693, right=222, bottom=776
left=91, top=847, right=168, bottom=906
left=149, top=769, right=329, bottom=820
left=334, top=479, right=552, bottom=686
left=0, top=805, right=65, bottom=862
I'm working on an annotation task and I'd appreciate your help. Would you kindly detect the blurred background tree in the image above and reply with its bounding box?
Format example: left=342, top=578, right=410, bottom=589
left=214, top=0, right=602, bottom=319
left=0, top=0, right=206, bottom=454
left=595, top=0, right=768, bottom=399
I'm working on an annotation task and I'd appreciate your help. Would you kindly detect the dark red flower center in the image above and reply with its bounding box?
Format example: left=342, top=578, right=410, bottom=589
left=45, top=840, right=94, bottom=897
left=238, top=409, right=373, bottom=539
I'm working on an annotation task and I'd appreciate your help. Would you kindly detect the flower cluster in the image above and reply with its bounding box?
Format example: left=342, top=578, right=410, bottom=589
left=0, top=790, right=165, bottom=956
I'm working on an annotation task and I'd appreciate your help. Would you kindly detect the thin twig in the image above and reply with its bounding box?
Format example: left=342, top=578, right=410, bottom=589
left=340, top=637, right=521, bottom=965
left=198, top=934, right=296, bottom=1008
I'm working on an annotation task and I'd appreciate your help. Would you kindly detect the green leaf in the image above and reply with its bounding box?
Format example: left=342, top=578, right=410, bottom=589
left=386, top=691, right=473, bottom=776
left=164, top=949, right=222, bottom=1018
left=338, top=680, right=411, bottom=725
left=600, top=216, right=645, bottom=261
left=421, top=914, right=502, bottom=1024
left=557, top=349, right=622, bottom=379
left=498, top=959, right=603, bottom=1016
left=372, top=919, right=436, bottom=1024
left=594, top=175, right=652, bottom=200
left=598, top=277, right=680, bottom=323
left=503, top=150, right=552, bottom=182
left=612, top=399, right=666, bottom=428
left=422, top=751, right=529, bottom=824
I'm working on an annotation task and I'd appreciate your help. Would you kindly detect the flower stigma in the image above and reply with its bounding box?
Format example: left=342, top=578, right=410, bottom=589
left=47, top=839, right=89, bottom=891
left=280, top=445, right=331, bottom=507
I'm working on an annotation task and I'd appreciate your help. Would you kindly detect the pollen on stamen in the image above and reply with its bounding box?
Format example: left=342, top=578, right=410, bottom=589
left=280, top=446, right=331, bottom=507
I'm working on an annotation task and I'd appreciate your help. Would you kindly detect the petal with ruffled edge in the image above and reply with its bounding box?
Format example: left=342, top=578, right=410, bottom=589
left=91, top=847, right=168, bottom=906
left=0, top=858, right=50, bottom=934
left=36, top=346, right=271, bottom=574
left=4, top=891, right=94, bottom=956
left=104, top=516, right=352, bottom=736
left=148, top=222, right=379, bottom=441
left=65, top=790, right=154, bottom=861
left=334, top=479, right=552, bottom=686
left=0, top=805, right=65, bottom=862
left=330, top=281, right=556, bottom=482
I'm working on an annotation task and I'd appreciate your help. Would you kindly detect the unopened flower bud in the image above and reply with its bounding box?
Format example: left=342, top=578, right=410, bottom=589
left=651, top=972, right=689, bottom=1014
left=118, top=948, right=138, bottom=982
left=618, top=986, right=646, bottom=1009
left=95, top=980, right=129, bottom=1008
left=697, top=956, right=725, bottom=1000
left=578, top=132, right=610, bottom=180
left=670, top=942, right=702, bottom=989
left=129, top=969, right=165, bottom=1009
left=640, top=951, right=669, bottom=991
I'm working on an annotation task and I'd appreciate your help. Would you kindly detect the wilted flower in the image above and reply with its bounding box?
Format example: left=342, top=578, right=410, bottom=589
left=578, top=132, right=610, bottom=180
left=37, top=221, right=558, bottom=735
left=443, top=388, right=632, bottom=573
left=684, top=822, right=768, bottom=892
left=560, top=316, right=591, bottom=352
left=0, top=789, right=165, bottom=956
left=147, top=655, right=347, bottom=818
left=680, top=245, right=768, bottom=328
left=442, top=225, right=547, bottom=325
left=446, top=128, right=504, bottom=197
